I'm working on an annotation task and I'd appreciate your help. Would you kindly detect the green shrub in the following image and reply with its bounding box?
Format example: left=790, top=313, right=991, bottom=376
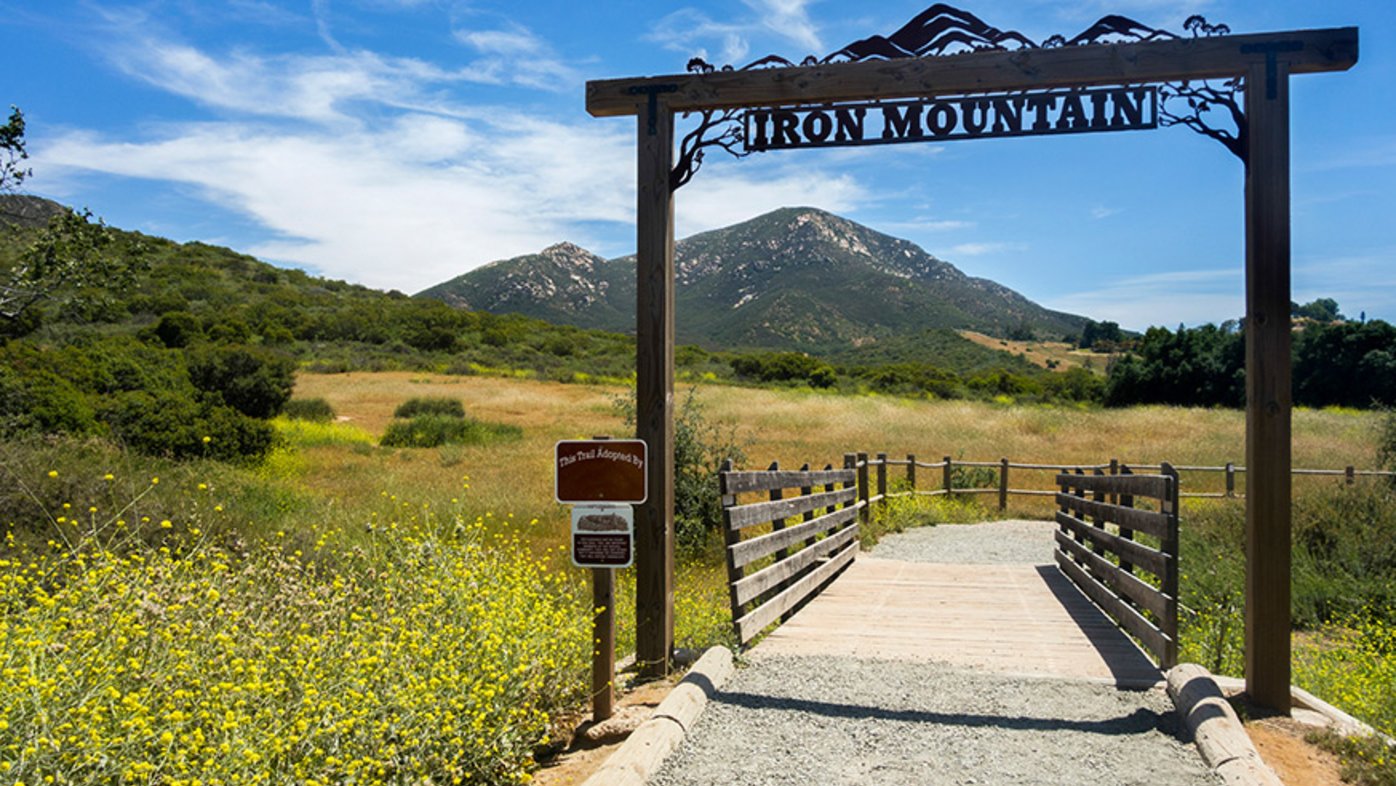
left=393, top=396, right=465, bottom=419
left=281, top=397, right=336, bottom=423
left=186, top=344, right=295, bottom=419
left=152, top=310, right=202, bottom=348
left=379, top=415, right=520, bottom=448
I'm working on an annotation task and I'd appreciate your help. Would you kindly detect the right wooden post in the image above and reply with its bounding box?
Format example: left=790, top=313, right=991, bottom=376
left=1244, top=56, right=1293, bottom=712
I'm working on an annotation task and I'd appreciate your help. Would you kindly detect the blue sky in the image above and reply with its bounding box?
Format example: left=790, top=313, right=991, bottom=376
left=3, top=0, right=1392, bottom=330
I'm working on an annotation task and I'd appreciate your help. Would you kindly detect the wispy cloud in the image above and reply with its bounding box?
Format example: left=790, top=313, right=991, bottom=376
left=647, top=0, right=821, bottom=67
left=949, top=241, right=1028, bottom=257
left=36, top=30, right=867, bottom=292
left=452, top=23, right=580, bottom=90
left=1090, top=206, right=1121, bottom=220
left=1044, top=267, right=1242, bottom=329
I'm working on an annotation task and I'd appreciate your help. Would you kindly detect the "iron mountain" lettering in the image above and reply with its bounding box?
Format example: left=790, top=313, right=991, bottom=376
left=742, top=86, right=1157, bottom=152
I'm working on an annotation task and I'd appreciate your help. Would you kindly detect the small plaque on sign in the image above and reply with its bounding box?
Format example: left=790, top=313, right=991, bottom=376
left=571, top=504, right=634, bottom=568
left=555, top=440, right=647, bottom=504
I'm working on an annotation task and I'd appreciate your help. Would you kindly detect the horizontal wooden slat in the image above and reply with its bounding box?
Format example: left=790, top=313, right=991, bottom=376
left=732, top=523, right=859, bottom=606
left=730, top=505, right=859, bottom=568
left=726, top=486, right=856, bottom=530
left=1055, top=472, right=1171, bottom=499
left=1055, top=512, right=1167, bottom=578
left=1054, top=494, right=1171, bottom=539
left=1010, top=463, right=1111, bottom=471
left=1056, top=551, right=1170, bottom=664
left=721, top=469, right=855, bottom=494
left=1055, top=530, right=1169, bottom=621
left=736, top=541, right=857, bottom=644
left=586, top=28, right=1358, bottom=117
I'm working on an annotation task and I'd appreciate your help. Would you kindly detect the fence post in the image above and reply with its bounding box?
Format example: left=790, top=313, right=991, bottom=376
left=1109, top=458, right=1119, bottom=506
left=876, top=452, right=888, bottom=509
left=1346, top=465, right=1355, bottom=485
left=718, top=459, right=745, bottom=646
left=907, top=454, right=916, bottom=491
left=844, top=454, right=859, bottom=534
left=1225, top=462, right=1236, bottom=497
left=857, top=452, right=870, bottom=525
left=1090, top=467, right=1107, bottom=556
left=768, top=461, right=787, bottom=561
left=943, top=456, right=953, bottom=495
left=1160, top=462, right=1181, bottom=669
left=999, top=458, right=1009, bottom=511
left=1119, top=463, right=1135, bottom=575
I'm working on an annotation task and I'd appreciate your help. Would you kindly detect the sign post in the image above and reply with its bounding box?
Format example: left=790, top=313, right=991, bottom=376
left=556, top=438, right=647, bottom=722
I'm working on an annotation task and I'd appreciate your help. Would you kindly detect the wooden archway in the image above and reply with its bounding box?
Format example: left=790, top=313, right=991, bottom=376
left=585, top=11, right=1357, bottom=711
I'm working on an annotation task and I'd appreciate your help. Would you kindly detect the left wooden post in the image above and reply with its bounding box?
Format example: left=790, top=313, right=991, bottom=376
left=635, top=96, right=675, bottom=679
left=592, top=567, right=615, bottom=721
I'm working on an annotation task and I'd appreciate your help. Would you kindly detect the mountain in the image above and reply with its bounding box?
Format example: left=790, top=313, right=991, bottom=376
left=418, top=207, right=1087, bottom=353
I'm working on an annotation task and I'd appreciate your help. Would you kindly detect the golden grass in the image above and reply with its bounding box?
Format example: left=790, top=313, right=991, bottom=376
left=290, top=372, right=1382, bottom=536
left=957, top=330, right=1109, bottom=373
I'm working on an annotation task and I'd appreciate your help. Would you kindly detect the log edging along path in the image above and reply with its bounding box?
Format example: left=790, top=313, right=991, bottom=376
left=1167, top=664, right=1284, bottom=786
left=578, top=646, right=735, bottom=786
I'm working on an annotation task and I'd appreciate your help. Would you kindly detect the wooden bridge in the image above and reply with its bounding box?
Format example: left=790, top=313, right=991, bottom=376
left=718, top=457, right=1181, bottom=685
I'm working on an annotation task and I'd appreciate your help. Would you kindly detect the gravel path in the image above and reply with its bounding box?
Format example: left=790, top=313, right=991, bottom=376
left=870, top=519, right=1058, bottom=564
left=652, top=522, right=1218, bottom=785
left=651, top=655, right=1219, bottom=786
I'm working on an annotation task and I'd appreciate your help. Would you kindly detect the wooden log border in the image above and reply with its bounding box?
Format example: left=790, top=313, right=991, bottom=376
left=1055, top=465, right=1180, bottom=667
left=720, top=461, right=860, bottom=646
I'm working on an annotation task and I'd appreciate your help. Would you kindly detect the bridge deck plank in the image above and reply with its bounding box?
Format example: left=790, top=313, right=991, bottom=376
left=755, top=556, right=1162, bottom=688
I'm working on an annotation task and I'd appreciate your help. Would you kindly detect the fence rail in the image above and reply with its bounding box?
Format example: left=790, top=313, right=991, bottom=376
left=718, top=459, right=861, bottom=646
left=1055, top=465, right=1180, bottom=668
left=852, top=454, right=1390, bottom=508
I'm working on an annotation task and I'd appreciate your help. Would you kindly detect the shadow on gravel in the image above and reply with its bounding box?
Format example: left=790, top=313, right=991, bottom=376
left=713, top=692, right=1167, bottom=735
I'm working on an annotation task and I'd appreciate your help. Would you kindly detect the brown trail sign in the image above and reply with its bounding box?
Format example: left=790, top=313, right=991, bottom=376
left=586, top=4, right=1358, bottom=707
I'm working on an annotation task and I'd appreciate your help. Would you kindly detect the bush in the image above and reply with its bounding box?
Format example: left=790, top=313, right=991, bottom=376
left=379, top=415, right=521, bottom=448
left=281, top=397, right=336, bottom=423
left=394, top=396, right=466, bottom=419
left=186, top=344, right=295, bottom=419
left=615, top=387, right=749, bottom=554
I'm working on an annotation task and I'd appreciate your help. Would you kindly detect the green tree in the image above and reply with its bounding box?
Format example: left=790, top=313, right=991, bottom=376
left=0, top=106, right=29, bottom=193
left=0, top=107, right=145, bottom=327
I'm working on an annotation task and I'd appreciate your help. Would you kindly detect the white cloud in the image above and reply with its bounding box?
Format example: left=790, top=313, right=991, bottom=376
left=647, top=0, right=822, bottom=68
left=949, top=241, right=1027, bottom=257
left=1090, top=206, right=1121, bottom=220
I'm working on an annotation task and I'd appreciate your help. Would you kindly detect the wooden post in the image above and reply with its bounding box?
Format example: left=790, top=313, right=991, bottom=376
left=999, top=458, right=1009, bottom=511
left=844, top=454, right=858, bottom=537
left=906, top=454, right=916, bottom=491
left=592, top=567, right=615, bottom=721
left=635, top=100, right=676, bottom=679
left=1244, top=56, right=1293, bottom=712
left=1345, top=465, right=1355, bottom=485
left=1161, top=462, right=1181, bottom=669
left=768, top=461, right=787, bottom=560
left=943, top=456, right=953, bottom=495
left=1119, top=463, right=1135, bottom=575
left=857, top=452, right=870, bottom=525
left=1110, top=458, right=1119, bottom=506
left=1090, top=467, right=1107, bottom=556
left=1226, top=462, right=1236, bottom=497
left=719, top=459, right=745, bottom=644
left=875, top=452, right=887, bottom=507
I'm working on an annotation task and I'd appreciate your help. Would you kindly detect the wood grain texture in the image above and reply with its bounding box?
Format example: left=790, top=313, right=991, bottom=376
left=1055, top=530, right=1168, bottom=620
left=722, top=468, right=856, bottom=494
left=1056, top=472, right=1171, bottom=499
left=735, top=542, right=858, bottom=643
left=1055, top=511, right=1168, bottom=578
left=731, top=522, right=859, bottom=606
left=1055, top=493, right=1171, bottom=538
left=725, top=486, right=858, bottom=530
left=755, top=557, right=1162, bottom=686
left=587, top=28, right=1357, bottom=117
left=729, top=505, right=859, bottom=568
left=1056, top=551, right=1170, bottom=664
left=1244, top=59, right=1294, bottom=712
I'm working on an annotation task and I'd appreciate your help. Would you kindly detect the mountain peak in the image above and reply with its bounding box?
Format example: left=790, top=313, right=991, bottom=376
left=418, top=208, right=1086, bottom=348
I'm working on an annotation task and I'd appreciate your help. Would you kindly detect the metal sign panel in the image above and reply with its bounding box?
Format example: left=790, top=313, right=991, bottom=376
left=555, top=439, right=648, bottom=504
left=571, top=504, right=634, bottom=568
left=742, top=86, right=1158, bottom=153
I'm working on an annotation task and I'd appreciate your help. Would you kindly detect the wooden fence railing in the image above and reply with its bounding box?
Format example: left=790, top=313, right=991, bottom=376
left=718, top=459, right=863, bottom=646
left=849, top=454, right=1391, bottom=508
left=1055, top=466, right=1180, bottom=668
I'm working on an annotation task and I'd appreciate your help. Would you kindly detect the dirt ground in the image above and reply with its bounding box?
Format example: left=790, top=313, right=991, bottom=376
left=1247, top=715, right=1348, bottom=786
left=532, top=679, right=676, bottom=786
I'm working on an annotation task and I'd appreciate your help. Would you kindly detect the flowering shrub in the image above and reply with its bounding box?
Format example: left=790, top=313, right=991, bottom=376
left=0, top=475, right=589, bottom=785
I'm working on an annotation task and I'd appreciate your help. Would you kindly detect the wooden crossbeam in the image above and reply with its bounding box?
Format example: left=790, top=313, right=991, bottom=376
left=587, top=28, right=1356, bottom=117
